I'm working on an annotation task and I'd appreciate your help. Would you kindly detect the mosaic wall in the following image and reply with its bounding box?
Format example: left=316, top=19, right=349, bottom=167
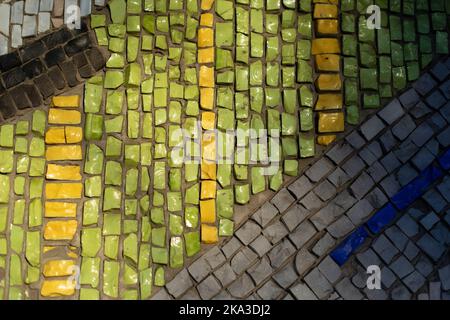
left=0, top=0, right=448, bottom=300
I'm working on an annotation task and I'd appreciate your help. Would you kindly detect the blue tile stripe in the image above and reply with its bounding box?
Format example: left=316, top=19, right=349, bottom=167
left=330, top=148, right=449, bottom=266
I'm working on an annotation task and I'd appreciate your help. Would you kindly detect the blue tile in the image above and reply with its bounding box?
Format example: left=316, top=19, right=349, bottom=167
left=366, top=203, right=397, bottom=234
left=330, top=227, right=369, bottom=266
left=391, top=165, right=443, bottom=210
left=438, top=148, right=450, bottom=170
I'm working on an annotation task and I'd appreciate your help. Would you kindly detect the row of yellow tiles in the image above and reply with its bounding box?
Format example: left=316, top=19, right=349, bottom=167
left=313, top=2, right=344, bottom=145
left=41, top=95, right=83, bottom=297
left=198, top=0, right=219, bottom=244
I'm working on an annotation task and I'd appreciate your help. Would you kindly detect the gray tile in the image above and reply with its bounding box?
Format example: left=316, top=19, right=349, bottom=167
left=22, top=15, right=37, bottom=37
left=0, top=4, right=11, bottom=36
left=391, top=284, right=412, bottom=300
left=372, top=235, right=399, bottom=264
left=270, top=188, right=296, bottom=213
left=287, top=175, right=313, bottom=200
left=263, top=220, right=289, bottom=245
left=380, top=152, right=402, bottom=173
left=410, top=101, right=432, bottom=119
left=360, top=115, right=385, bottom=141
left=415, top=255, right=433, bottom=277
left=327, top=215, right=354, bottom=238
left=402, top=271, right=426, bottom=293
left=290, top=283, right=317, bottom=300
left=221, top=237, right=242, bottom=259
left=272, top=263, right=298, bottom=289
left=396, top=214, right=419, bottom=237
left=318, top=256, right=342, bottom=284
left=281, top=204, right=309, bottom=232
left=268, top=239, right=296, bottom=269
left=367, top=161, right=388, bottom=183
left=305, top=158, right=334, bottom=182
left=417, top=234, right=445, bottom=262
left=378, top=130, right=397, bottom=152
left=11, top=1, right=24, bottom=24
left=214, top=263, right=237, bottom=287
left=420, top=212, right=440, bottom=231
left=385, top=226, right=409, bottom=251
left=356, top=249, right=381, bottom=269
left=345, top=131, right=366, bottom=149
left=409, top=122, right=434, bottom=147
left=335, top=278, right=364, bottom=300
left=295, top=248, right=316, bottom=275
left=390, top=256, right=414, bottom=279
left=166, top=269, right=195, bottom=299
left=399, top=88, right=420, bottom=109
left=426, top=90, right=447, bottom=110
left=197, top=275, right=222, bottom=299
left=312, top=232, right=336, bottom=257
left=247, top=257, right=273, bottom=285
left=392, top=115, right=416, bottom=141
left=299, top=191, right=324, bottom=211
left=257, top=280, right=284, bottom=300
left=438, top=265, right=450, bottom=291
left=249, top=234, right=272, bottom=257
left=289, top=220, right=317, bottom=249
left=227, top=274, right=254, bottom=299
left=412, top=148, right=435, bottom=171
left=378, top=99, right=404, bottom=124
left=252, top=202, right=278, bottom=228
left=326, top=142, right=353, bottom=165
left=342, top=155, right=366, bottom=178
left=350, top=172, right=375, bottom=199
left=396, top=163, right=418, bottom=186
left=327, top=167, right=351, bottom=188
left=346, top=199, right=375, bottom=225
left=236, top=221, right=262, bottom=245
left=413, top=73, right=437, bottom=96
left=314, top=180, right=336, bottom=201
left=25, top=0, right=39, bottom=14
left=304, top=269, right=333, bottom=299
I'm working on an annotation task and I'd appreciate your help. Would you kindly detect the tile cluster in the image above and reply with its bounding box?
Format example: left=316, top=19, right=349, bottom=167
left=155, top=56, right=450, bottom=300
left=0, top=23, right=105, bottom=122
left=0, top=0, right=104, bottom=54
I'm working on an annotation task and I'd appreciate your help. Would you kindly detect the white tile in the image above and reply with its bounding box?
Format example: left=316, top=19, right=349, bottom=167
left=0, top=34, right=8, bottom=55
left=11, top=1, right=24, bottom=25
left=0, top=4, right=11, bottom=36
left=22, top=15, right=37, bottom=37
left=25, top=0, right=39, bottom=14
left=40, top=0, right=54, bottom=12
left=38, top=12, right=51, bottom=33
left=11, top=25, right=23, bottom=48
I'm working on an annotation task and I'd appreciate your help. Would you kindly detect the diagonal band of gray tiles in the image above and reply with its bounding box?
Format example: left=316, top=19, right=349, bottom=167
left=152, top=55, right=450, bottom=300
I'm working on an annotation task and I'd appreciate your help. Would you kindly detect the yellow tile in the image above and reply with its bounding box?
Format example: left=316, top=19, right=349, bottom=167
left=315, top=94, right=343, bottom=110
left=318, top=112, right=345, bottom=133
left=46, top=164, right=82, bottom=181
left=314, top=4, right=338, bottom=18
left=45, top=127, right=66, bottom=144
left=43, top=260, right=75, bottom=277
left=316, top=19, right=339, bottom=35
left=46, top=145, right=82, bottom=161
left=65, top=126, right=83, bottom=143
left=201, top=224, right=218, bottom=244
left=45, top=202, right=77, bottom=218
left=316, top=74, right=342, bottom=91
left=200, top=199, right=216, bottom=223
left=316, top=54, right=340, bottom=72
left=48, top=109, right=81, bottom=125
left=41, top=279, right=75, bottom=297
left=198, top=47, right=215, bottom=64
left=201, top=0, right=215, bottom=10
left=317, top=135, right=337, bottom=146
left=201, top=112, right=215, bottom=130
left=312, top=38, right=340, bottom=55
left=52, top=95, right=80, bottom=108
left=199, top=65, right=214, bottom=88
left=46, top=183, right=83, bottom=199
left=44, top=220, right=78, bottom=240
left=43, top=246, right=56, bottom=253
left=200, top=88, right=214, bottom=110
left=201, top=180, right=217, bottom=199
left=200, top=13, right=214, bottom=27
left=202, top=132, right=216, bottom=161
left=67, top=251, right=78, bottom=259
left=198, top=28, right=214, bottom=48
left=201, top=160, right=216, bottom=180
